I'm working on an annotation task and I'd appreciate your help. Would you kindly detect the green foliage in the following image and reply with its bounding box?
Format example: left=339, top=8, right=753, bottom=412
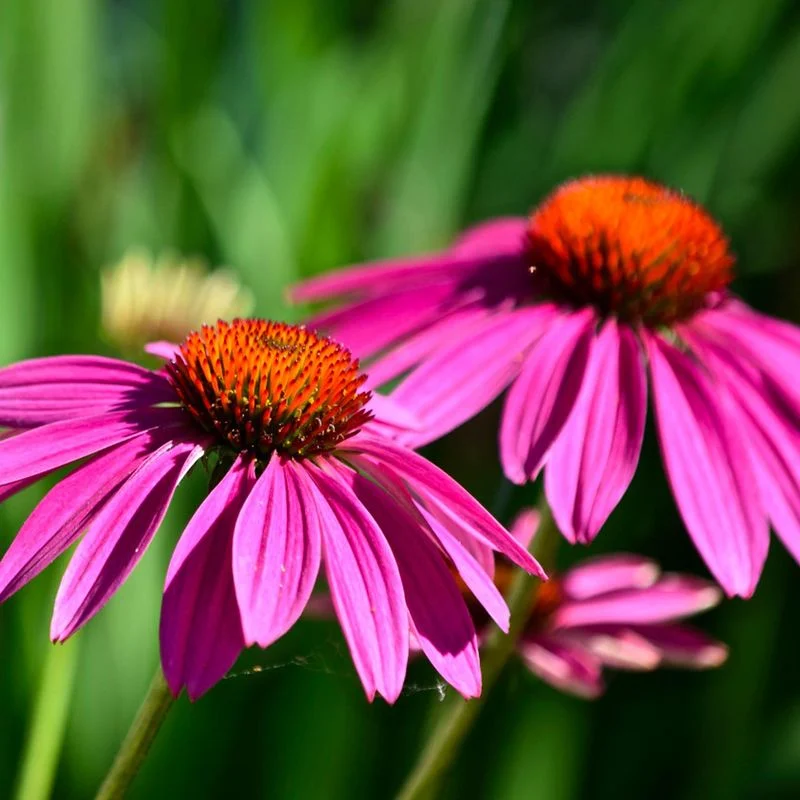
left=1, top=1, right=799, bottom=797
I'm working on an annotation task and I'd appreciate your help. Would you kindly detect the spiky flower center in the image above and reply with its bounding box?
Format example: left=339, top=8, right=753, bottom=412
left=166, top=319, right=372, bottom=459
left=526, top=176, right=734, bottom=326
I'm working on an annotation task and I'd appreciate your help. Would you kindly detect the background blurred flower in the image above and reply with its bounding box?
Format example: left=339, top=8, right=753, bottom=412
left=507, top=511, right=727, bottom=699
left=0, top=319, right=543, bottom=701
left=100, top=249, right=255, bottom=354
left=293, top=175, right=800, bottom=598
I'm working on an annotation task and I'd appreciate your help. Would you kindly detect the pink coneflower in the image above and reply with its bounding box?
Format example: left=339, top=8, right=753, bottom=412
left=505, top=511, right=727, bottom=699
left=0, top=319, right=544, bottom=701
left=293, top=175, right=800, bottom=598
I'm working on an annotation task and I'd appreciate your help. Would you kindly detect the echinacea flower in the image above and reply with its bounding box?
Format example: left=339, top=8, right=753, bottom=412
left=101, top=249, right=254, bottom=353
left=0, top=319, right=544, bottom=701
left=292, top=175, right=800, bottom=598
left=505, top=510, right=727, bottom=699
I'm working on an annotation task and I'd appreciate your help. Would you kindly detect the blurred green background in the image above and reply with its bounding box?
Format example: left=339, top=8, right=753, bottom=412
left=1, top=0, right=800, bottom=798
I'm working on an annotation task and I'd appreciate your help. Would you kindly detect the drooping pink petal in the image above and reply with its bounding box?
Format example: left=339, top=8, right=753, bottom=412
left=560, top=627, right=662, bottom=670
left=304, top=461, right=408, bottom=702
left=545, top=320, right=646, bottom=543
left=390, top=306, right=558, bottom=448
left=0, top=379, right=176, bottom=428
left=420, top=508, right=508, bottom=632
left=161, top=456, right=254, bottom=700
left=364, top=305, right=492, bottom=389
left=518, top=636, right=603, bottom=698
left=560, top=555, right=660, bottom=601
left=344, top=435, right=546, bottom=579
left=552, top=576, right=722, bottom=629
left=500, top=308, right=596, bottom=484
left=342, top=464, right=481, bottom=698
left=0, top=432, right=161, bottom=602
left=630, top=624, right=728, bottom=668
left=450, top=218, right=528, bottom=258
left=411, top=491, right=497, bottom=577
left=0, top=407, right=187, bottom=488
left=509, top=508, right=541, bottom=549
left=691, top=302, right=800, bottom=418
left=646, top=333, right=768, bottom=597
left=344, top=452, right=507, bottom=630
left=683, top=330, right=800, bottom=565
left=232, top=454, right=322, bottom=649
left=50, top=439, right=205, bottom=641
left=345, top=449, right=496, bottom=575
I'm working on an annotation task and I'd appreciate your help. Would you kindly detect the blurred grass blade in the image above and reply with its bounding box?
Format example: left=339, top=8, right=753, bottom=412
left=13, top=641, right=79, bottom=800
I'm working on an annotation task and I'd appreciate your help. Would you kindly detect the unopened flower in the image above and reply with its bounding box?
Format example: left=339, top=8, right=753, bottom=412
left=0, top=320, right=543, bottom=701
left=101, top=250, right=254, bottom=353
left=292, top=175, right=800, bottom=597
left=508, top=511, right=727, bottom=698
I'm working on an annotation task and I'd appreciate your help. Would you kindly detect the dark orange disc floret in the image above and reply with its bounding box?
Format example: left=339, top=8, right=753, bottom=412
left=166, top=319, right=373, bottom=459
left=526, top=176, right=735, bottom=326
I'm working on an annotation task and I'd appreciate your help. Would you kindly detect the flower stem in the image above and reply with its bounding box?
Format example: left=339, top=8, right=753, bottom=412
left=396, top=495, right=559, bottom=800
left=13, top=641, right=79, bottom=800
left=95, top=667, right=175, bottom=800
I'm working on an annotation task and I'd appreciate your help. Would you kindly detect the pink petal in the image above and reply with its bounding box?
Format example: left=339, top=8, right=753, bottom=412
left=560, top=554, right=660, bottom=601
left=509, top=508, right=541, bottom=549
left=305, top=461, right=408, bottom=702
left=450, top=218, right=528, bottom=258
left=232, top=454, right=322, bottom=649
left=50, top=439, right=204, bottom=641
left=646, top=333, right=768, bottom=597
left=344, top=449, right=496, bottom=575
left=0, top=355, right=168, bottom=389
left=364, top=306, right=492, bottom=389
left=342, top=464, right=481, bottom=698
left=553, top=575, right=722, bottom=629
left=630, top=624, right=728, bottom=668
left=391, top=307, right=557, bottom=448
left=290, top=248, right=499, bottom=303
left=560, top=627, right=662, bottom=670
left=0, top=378, right=175, bottom=428
left=0, top=407, right=187, bottom=488
left=417, top=506, right=508, bottom=631
left=682, top=330, right=800, bottom=566
left=344, top=452, right=507, bottom=630
left=309, top=282, right=467, bottom=361
left=0, top=432, right=160, bottom=602
left=161, top=456, right=254, bottom=699
left=144, top=341, right=180, bottom=360
left=364, top=393, right=424, bottom=435
left=545, top=320, right=646, bottom=542
left=518, top=636, right=604, bottom=698
left=691, top=302, right=800, bottom=417
left=344, top=435, right=546, bottom=578
left=500, top=309, right=596, bottom=484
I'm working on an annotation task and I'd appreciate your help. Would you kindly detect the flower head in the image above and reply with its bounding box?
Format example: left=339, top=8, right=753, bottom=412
left=292, top=174, right=800, bottom=598
left=507, top=512, right=727, bottom=699
left=0, top=319, right=544, bottom=701
left=101, top=249, right=254, bottom=354
left=526, top=176, right=734, bottom=325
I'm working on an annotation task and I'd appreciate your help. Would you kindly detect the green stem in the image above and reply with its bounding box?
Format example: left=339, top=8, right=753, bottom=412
left=95, top=667, right=176, bottom=800
left=396, top=496, right=559, bottom=800
left=13, top=641, right=79, bottom=800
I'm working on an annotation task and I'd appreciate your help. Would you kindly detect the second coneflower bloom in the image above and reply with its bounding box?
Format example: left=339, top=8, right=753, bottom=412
left=292, top=175, right=800, bottom=598
left=0, top=319, right=544, bottom=700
